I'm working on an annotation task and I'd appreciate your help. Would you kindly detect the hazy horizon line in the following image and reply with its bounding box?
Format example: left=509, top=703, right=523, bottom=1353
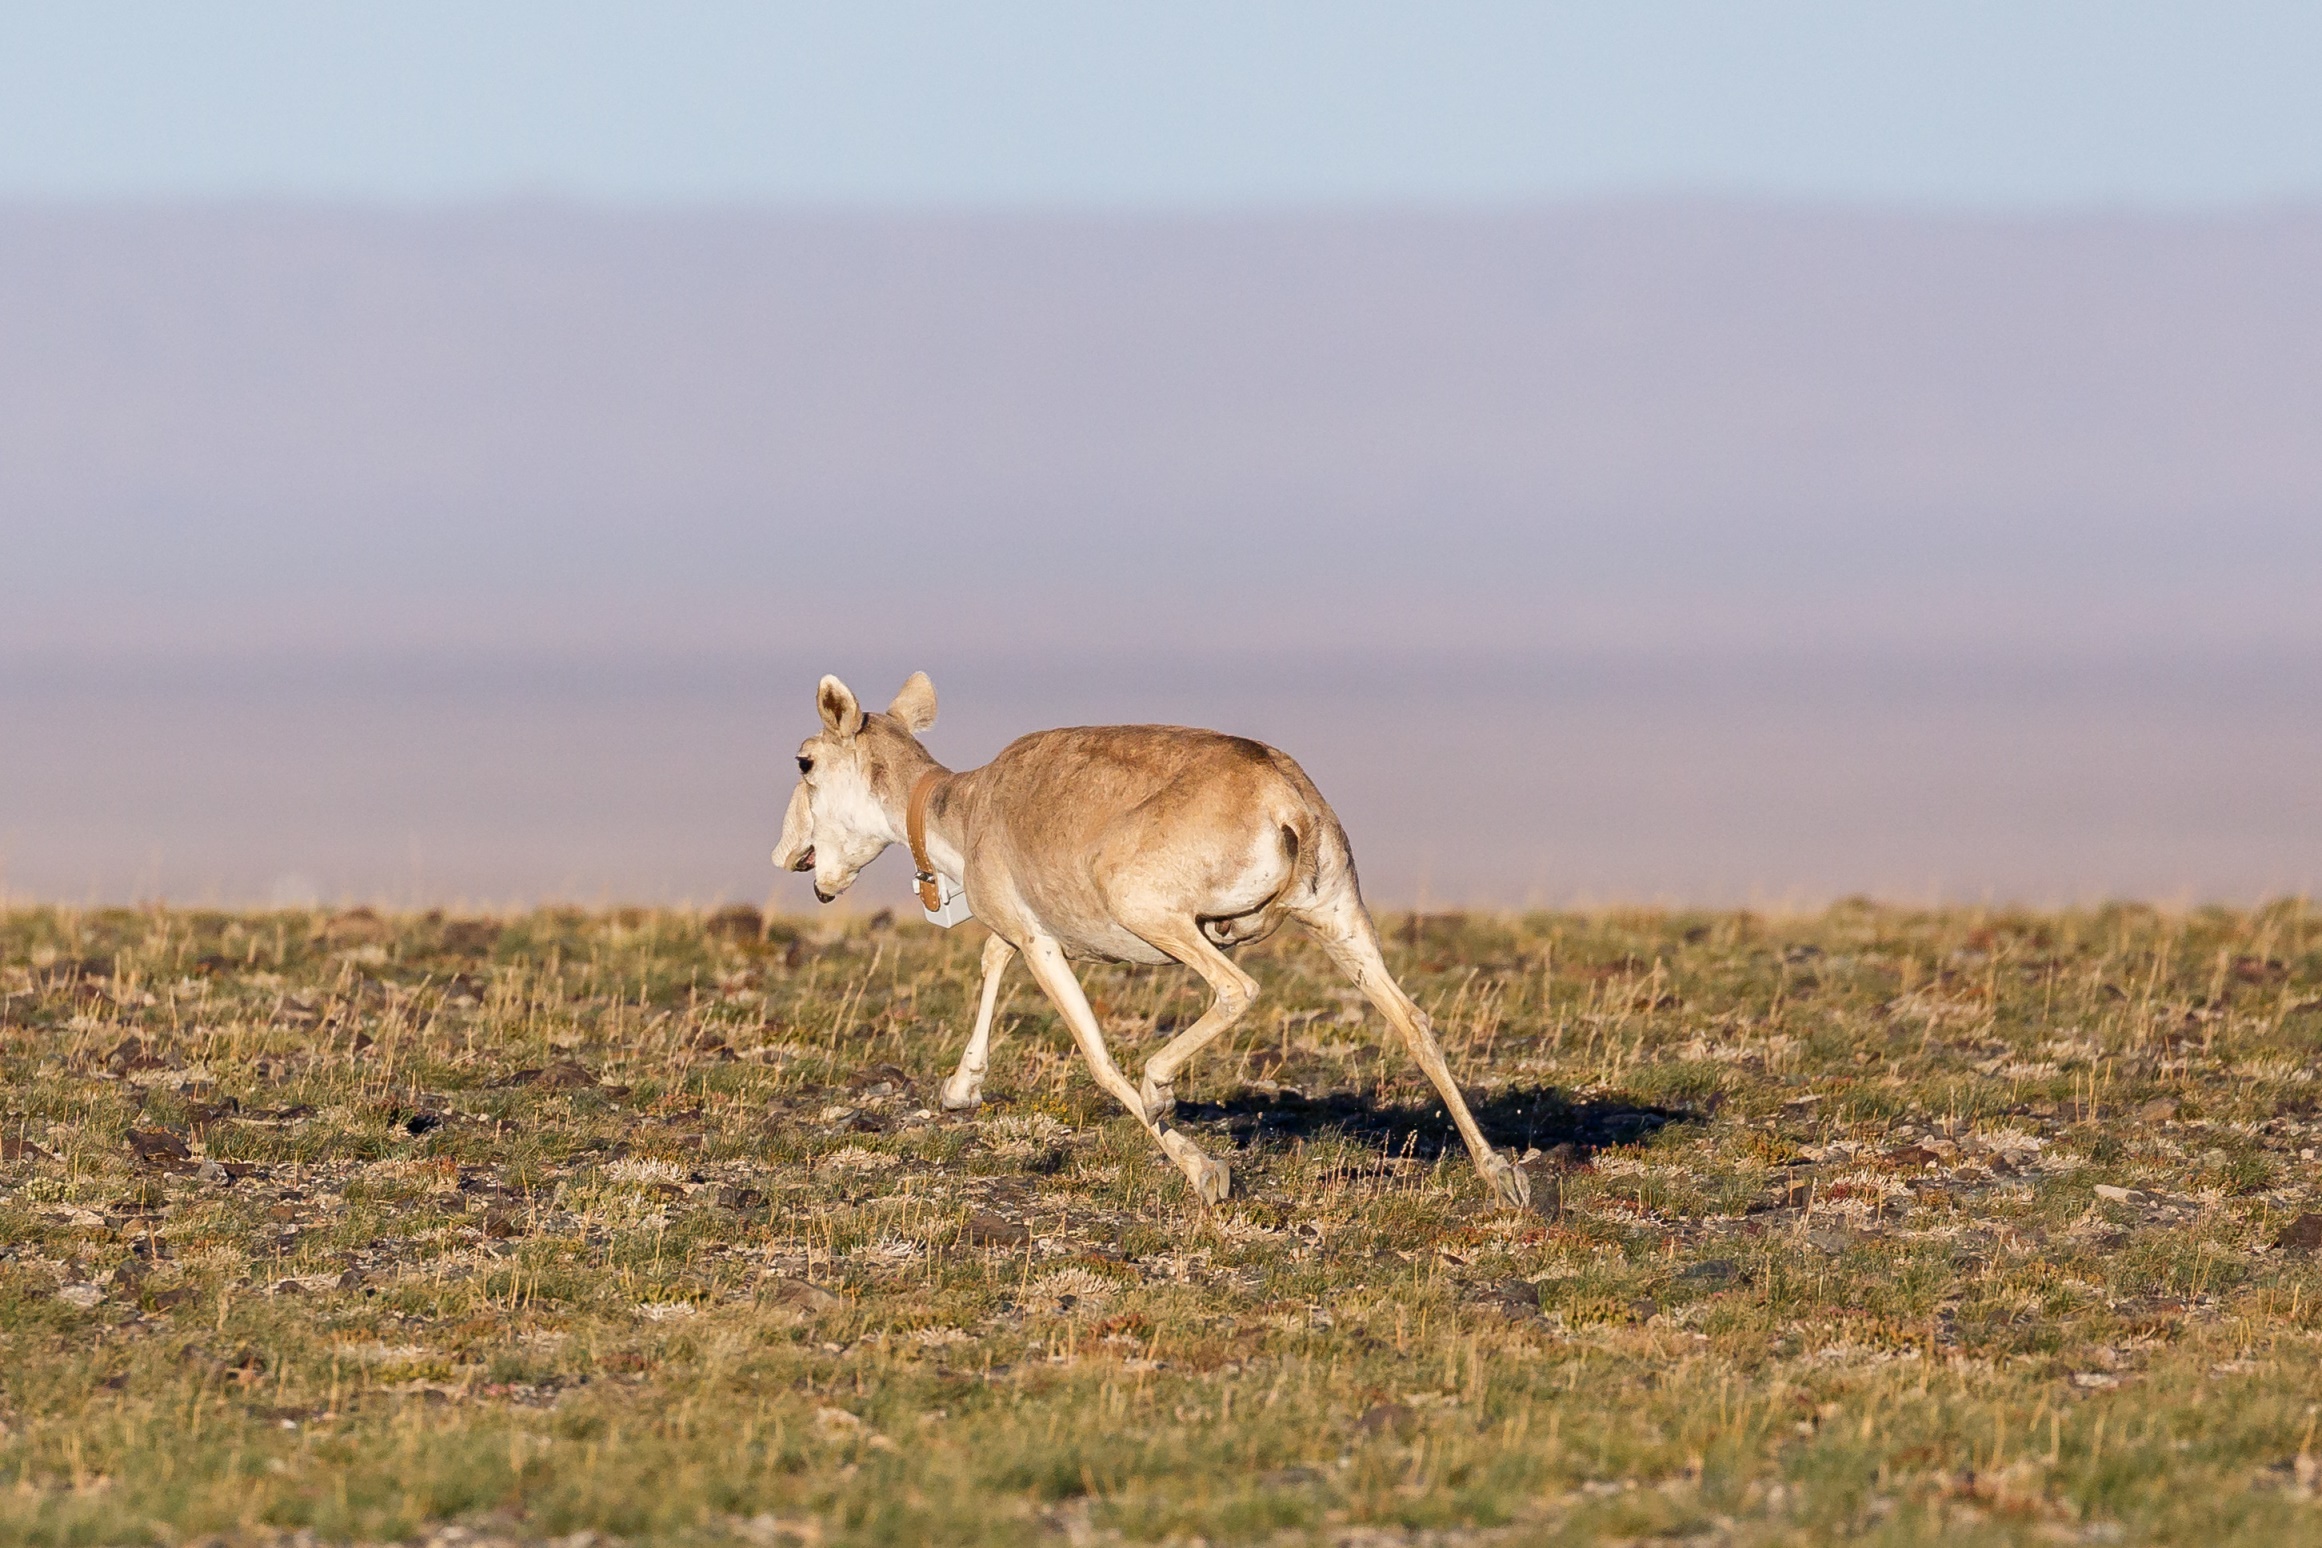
left=8, top=190, right=2322, bottom=222
left=5, top=883, right=2314, bottom=918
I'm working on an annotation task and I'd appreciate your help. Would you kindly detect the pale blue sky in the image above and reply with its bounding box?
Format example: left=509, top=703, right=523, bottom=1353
left=3, top=2, right=2318, bottom=209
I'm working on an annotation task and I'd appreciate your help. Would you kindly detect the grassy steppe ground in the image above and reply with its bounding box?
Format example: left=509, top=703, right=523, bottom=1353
left=3, top=902, right=2322, bottom=1547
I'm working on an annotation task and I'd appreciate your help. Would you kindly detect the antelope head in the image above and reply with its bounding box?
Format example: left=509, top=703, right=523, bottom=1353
left=773, top=671, right=939, bottom=902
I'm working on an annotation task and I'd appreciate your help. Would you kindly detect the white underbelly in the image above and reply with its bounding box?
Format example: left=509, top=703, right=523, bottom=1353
left=1058, top=920, right=1175, bottom=966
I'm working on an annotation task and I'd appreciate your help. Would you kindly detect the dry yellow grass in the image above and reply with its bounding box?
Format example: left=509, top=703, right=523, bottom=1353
left=2, top=901, right=2320, bottom=1545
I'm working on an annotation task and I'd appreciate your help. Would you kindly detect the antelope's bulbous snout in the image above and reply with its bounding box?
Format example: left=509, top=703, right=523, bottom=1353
left=813, top=884, right=835, bottom=904
left=772, top=782, right=817, bottom=874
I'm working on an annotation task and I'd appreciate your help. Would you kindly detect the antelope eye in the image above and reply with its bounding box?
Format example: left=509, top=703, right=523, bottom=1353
left=797, top=756, right=814, bottom=775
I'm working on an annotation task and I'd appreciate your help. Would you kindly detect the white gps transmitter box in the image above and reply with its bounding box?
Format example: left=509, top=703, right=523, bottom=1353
left=921, top=872, right=974, bottom=929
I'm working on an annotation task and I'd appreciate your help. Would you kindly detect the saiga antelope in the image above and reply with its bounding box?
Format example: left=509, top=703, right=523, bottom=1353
left=771, top=672, right=1531, bottom=1210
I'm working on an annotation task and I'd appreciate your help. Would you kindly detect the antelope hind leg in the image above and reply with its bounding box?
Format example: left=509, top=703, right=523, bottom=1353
left=1018, top=934, right=1230, bottom=1205
left=1125, top=920, right=1259, bottom=1123
left=1300, top=895, right=1530, bottom=1209
left=941, top=933, right=1015, bottom=1111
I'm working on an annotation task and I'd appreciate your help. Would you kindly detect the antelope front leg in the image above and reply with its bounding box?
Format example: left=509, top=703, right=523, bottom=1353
left=941, top=933, right=1015, bottom=1111
left=1018, top=934, right=1230, bottom=1205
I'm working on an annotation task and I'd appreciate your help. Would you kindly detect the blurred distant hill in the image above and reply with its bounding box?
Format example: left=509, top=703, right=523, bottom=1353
left=7, top=201, right=2320, bottom=660
left=7, top=203, right=2319, bottom=905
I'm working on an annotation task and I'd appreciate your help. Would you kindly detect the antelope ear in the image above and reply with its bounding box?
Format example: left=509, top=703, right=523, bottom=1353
left=888, top=671, right=937, bottom=732
left=816, top=675, right=863, bottom=738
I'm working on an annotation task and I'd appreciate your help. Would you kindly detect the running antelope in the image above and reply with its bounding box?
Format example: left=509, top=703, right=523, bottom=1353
left=771, top=672, right=1531, bottom=1210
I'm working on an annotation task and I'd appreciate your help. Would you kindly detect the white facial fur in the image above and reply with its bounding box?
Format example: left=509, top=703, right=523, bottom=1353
left=771, top=674, right=912, bottom=903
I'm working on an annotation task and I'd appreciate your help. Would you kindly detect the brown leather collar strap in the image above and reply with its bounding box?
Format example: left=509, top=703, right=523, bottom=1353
left=906, top=771, right=944, bottom=912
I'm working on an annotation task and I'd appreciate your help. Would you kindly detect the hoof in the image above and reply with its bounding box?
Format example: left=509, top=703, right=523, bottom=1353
left=938, top=1075, right=983, bottom=1112
left=1190, top=1155, right=1231, bottom=1205
left=1159, top=1128, right=1230, bottom=1205
left=1138, top=1075, right=1177, bottom=1123
left=1481, top=1151, right=1532, bottom=1210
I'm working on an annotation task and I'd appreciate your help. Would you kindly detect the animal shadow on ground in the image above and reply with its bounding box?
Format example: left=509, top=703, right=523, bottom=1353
left=1172, top=1083, right=1701, bottom=1164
